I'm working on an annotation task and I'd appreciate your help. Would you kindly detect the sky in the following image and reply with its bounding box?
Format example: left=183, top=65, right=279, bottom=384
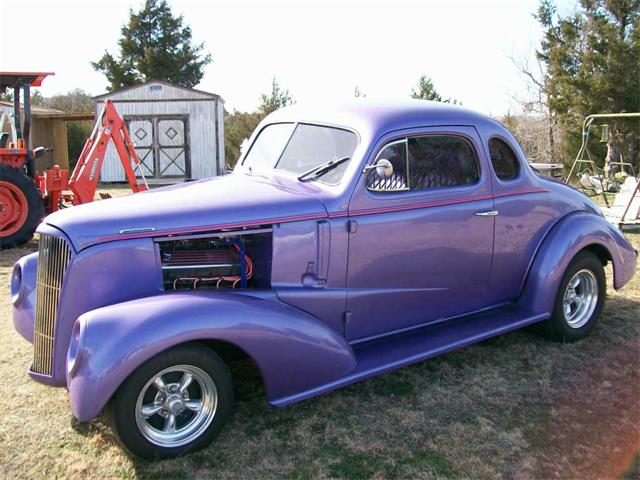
left=0, top=0, right=577, bottom=116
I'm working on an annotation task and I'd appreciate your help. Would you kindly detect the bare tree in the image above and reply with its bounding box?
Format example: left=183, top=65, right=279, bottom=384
left=510, top=50, right=562, bottom=165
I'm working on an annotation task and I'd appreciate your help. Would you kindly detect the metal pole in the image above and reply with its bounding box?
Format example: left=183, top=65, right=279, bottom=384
left=23, top=83, right=31, bottom=147
left=12, top=85, right=22, bottom=140
left=619, top=177, right=640, bottom=223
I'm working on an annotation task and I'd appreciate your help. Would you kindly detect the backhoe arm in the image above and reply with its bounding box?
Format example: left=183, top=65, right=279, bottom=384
left=69, top=100, right=148, bottom=205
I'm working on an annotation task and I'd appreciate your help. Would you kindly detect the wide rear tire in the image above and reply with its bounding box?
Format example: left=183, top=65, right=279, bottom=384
left=542, top=251, right=606, bottom=342
left=0, top=164, right=44, bottom=248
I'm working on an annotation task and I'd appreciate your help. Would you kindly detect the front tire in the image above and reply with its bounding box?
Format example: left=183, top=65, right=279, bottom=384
left=110, top=343, right=233, bottom=458
left=543, top=251, right=606, bottom=342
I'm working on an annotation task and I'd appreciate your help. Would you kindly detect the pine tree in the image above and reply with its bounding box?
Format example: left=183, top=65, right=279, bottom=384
left=410, top=74, right=460, bottom=104
left=536, top=0, right=640, bottom=170
left=258, top=78, right=294, bottom=115
left=410, top=75, right=444, bottom=101
left=92, top=0, right=211, bottom=90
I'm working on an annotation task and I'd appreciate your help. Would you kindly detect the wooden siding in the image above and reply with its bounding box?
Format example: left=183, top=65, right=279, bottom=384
left=96, top=82, right=223, bottom=182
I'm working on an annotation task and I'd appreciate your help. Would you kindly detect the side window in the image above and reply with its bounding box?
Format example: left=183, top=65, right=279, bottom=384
left=489, top=138, right=521, bottom=181
left=407, top=135, right=479, bottom=190
left=367, top=135, right=480, bottom=192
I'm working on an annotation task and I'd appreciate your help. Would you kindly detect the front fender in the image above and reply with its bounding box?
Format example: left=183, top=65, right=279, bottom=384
left=12, top=252, right=38, bottom=343
left=517, top=212, right=637, bottom=314
left=68, top=291, right=356, bottom=421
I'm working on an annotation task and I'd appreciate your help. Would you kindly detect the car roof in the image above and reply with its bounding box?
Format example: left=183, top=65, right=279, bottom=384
left=264, top=99, right=502, bottom=139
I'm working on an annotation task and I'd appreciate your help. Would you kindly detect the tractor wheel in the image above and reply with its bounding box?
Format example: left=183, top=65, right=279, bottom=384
left=0, top=164, right=44, bottom=249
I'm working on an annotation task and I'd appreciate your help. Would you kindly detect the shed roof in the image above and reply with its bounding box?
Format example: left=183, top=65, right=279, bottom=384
left=94, top=80, right=222, bottom=102
left=0, top=101, right=93, bottom=121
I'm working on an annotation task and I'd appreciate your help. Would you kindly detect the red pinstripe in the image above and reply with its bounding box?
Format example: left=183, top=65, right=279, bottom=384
left=98, top=188, right=547, bottom=243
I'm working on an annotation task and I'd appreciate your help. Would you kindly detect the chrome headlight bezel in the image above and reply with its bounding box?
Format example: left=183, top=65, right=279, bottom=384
left=67, top=318, right=87, bottom=377
left=11, top=261, right=24, bottom=306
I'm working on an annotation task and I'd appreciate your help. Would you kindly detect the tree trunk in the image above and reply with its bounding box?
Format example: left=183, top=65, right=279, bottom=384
left=547, top=110, right=555, bottom=164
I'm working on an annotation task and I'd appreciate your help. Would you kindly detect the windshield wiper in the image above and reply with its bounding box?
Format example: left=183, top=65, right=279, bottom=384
left=297, top=156, right=350, bottom=181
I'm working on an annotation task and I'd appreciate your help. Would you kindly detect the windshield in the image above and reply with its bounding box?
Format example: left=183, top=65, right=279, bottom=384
left=242, top=123, right=358, bottom=183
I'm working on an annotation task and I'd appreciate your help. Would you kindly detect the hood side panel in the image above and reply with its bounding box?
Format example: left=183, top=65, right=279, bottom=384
left=44, top=175, right=328, bottom=250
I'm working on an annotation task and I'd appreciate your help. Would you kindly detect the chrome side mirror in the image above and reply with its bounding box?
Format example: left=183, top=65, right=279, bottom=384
left=363, top=158, right=394, bottom=178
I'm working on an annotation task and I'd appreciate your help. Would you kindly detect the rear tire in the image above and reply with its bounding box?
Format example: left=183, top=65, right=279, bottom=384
left=542, top=251, right=606, bottom=342
left=0, top=164, right=44, bottom=248
left=110, top=343, right=233, bottom=459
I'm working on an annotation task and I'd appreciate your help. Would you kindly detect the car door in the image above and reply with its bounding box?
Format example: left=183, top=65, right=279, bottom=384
left=345, top=126, right=495, bottom=341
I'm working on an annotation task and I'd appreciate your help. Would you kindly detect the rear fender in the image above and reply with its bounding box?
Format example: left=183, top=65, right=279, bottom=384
left=517, top=212, right=637, bottom=313
left=67, top=291, right=356, bottom=421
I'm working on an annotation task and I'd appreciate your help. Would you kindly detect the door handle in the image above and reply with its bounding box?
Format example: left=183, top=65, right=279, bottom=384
left=475, top=210, right=499, bottom=216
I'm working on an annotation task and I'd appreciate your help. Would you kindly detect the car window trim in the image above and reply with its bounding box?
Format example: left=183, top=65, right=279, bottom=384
left=366, top=138, right=410, bottom=192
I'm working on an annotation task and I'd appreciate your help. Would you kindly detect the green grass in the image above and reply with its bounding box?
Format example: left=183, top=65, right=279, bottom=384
left=0, top=190, right=638, bottom=479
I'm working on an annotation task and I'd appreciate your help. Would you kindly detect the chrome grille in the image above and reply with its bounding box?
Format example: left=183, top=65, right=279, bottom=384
left=32, top=234, right=72, bottom=376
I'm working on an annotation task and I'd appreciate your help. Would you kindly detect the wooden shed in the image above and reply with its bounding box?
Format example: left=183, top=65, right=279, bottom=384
left=94, top=81, right=224, bottom=183
left=0, top=101, right=86, bottom=171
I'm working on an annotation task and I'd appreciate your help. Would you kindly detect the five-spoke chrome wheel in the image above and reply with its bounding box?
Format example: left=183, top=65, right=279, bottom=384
left=135, top=365, right=218, bottom=447
left=562, top=268, right=599, bottom=329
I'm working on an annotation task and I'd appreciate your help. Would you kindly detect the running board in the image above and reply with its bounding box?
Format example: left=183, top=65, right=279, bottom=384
left=271, top=306, right=549, bottom=407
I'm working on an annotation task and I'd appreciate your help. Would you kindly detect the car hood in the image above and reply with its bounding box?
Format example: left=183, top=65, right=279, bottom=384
left=44, top=174, right=329, bottom=251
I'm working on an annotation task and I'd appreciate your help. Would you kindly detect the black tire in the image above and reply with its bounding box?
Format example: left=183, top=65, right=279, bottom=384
left=110, top=343, right=233, bottom=459
left=542, top=251, right=606, bottom=342
left=0, top=164, right=44, bottom=248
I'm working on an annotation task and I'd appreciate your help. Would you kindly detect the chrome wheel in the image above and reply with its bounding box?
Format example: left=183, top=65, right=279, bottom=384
left=563, top=269, right=599, bottom=329
left=135, top=365, right=218, bottom=447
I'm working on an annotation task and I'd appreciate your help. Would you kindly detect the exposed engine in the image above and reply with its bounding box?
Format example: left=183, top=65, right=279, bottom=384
left=158, top=230, right=272, bottom=291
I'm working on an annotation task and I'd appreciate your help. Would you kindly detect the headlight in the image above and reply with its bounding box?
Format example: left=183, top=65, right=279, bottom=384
left=67, top=319, right=86, bottom=377
left=10, top=262, right=23, bottom=306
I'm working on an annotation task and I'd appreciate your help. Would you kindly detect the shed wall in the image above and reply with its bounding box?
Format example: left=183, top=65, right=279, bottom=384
left=98, top=99, right=223, bottom=182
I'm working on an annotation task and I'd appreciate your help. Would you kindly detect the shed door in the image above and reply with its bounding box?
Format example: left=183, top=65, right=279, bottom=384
left=128, top=118, right=155, bottom=178
left=127, top=115, right=191, bottom=180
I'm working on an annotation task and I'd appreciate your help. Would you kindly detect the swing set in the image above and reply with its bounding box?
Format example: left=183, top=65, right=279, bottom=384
left=565, top=112, right=640, bottom=230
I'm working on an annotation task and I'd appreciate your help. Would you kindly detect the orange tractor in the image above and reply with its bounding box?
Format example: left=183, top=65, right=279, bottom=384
left=0, top=72, right=148, bottom=248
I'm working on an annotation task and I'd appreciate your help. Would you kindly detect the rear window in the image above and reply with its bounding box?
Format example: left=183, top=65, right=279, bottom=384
left=489, top=138, right=521, bottom=181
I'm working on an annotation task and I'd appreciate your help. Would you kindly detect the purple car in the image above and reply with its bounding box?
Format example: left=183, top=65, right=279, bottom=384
left=11, top=100, right=637, bottom=458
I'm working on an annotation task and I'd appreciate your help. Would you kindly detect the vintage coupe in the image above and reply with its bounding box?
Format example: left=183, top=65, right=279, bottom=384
left=11, top=100, right=637, bottom=458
